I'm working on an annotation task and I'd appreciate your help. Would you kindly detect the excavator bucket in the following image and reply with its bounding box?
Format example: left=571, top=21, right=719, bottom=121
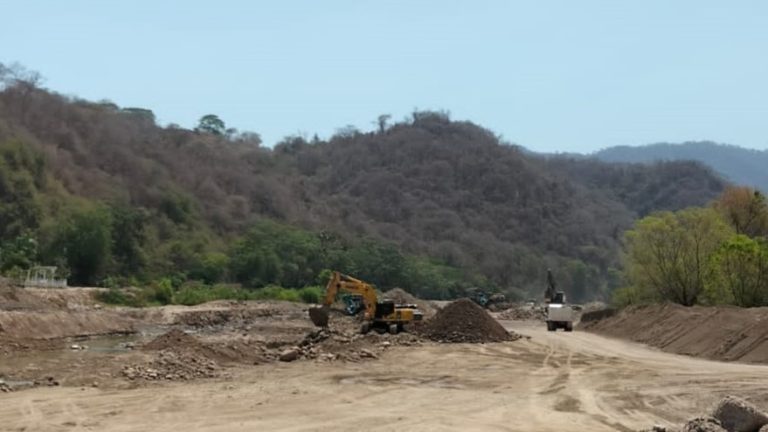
left=309, top=306, right=329, bottom=327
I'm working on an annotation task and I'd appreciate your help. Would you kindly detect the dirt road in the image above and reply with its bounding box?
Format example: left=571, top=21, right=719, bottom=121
left=2, top=320, right=767, bottom=432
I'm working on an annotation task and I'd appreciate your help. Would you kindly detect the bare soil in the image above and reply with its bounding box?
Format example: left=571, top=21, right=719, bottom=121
left=580, top=303, right=768, bottom=363
left=2, top=288, right=768, bottom=431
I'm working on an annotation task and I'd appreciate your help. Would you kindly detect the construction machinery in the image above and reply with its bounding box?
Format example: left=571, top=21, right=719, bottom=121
left=466, top=287, right=506, bottom=309
left=544, top=269, right=574, bottom=332
left=309, top=271, right=423, bottom=334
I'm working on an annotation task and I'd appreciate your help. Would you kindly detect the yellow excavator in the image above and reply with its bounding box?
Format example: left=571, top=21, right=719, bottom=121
left=308, top=271, right=423, bottom=334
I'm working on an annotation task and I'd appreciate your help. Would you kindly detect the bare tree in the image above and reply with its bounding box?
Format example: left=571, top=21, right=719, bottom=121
left=376, top=114, right=391, bottom=133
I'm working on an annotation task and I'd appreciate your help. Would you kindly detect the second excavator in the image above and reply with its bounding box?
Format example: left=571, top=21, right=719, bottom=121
left=309, top=271, right=423, bottom=334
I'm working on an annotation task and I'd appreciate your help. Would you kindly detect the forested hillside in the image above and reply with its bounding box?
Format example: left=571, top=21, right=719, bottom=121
left=594, top=142, right=768, bottom=193
left=0, top=66, right=727, bottom=301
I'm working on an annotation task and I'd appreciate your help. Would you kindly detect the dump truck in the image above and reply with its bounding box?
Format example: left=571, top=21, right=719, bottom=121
left=544, top=269, right=573, bottom=332
left=546, top=291, right=574, bottom=332
left=309, top=271, right=423, bottom=334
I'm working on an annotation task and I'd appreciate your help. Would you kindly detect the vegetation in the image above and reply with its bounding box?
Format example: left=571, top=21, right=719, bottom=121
left=618, top=186, right=768, bottom=307
left=0, top=63, right=728, bottom=302
left=595, top=141, right=768, bottom=194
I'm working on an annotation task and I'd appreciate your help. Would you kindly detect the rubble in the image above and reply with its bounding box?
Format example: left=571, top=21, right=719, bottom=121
left=641, top=396, right=768, bottom=432
left=496, top=305, right=547, bottom=321
left=682, top=417, right=727, bottom=432
left=122, top=350, right=219, bottom=381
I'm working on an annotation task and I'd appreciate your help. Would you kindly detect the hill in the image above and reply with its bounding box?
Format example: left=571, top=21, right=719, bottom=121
left=594, top=142, right=768, bottom=192
left=0, top=71, right=727, bottom=301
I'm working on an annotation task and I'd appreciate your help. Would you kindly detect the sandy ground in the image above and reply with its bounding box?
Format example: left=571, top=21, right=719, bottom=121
left=3, top=320, right=768, bottom=432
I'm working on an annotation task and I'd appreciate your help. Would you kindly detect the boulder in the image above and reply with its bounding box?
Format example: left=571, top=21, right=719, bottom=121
left=279, top=348, right=299, bottom=362
left=712, top=396, right=768, bottom=432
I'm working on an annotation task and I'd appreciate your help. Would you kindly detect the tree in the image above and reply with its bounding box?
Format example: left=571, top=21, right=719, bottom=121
left=714, top=186, right=768, bottom=238
left=709, top=235, right=768, bottom=307
left=376, top=114, right=391, bottom=133
left=56, top=207, right=113, bottom=286
left=623, top=208, right=732, bottom=306
left=196, top=114, right=226, bottom=135
left=110, top=205, right=147, bottom=275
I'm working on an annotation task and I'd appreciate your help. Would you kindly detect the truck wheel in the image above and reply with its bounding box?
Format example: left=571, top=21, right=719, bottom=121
left=565, top=322, right=573, bottom=332
left=546, top=321, right=555, bottom=332
left=388, top=324, right=398, bottom=335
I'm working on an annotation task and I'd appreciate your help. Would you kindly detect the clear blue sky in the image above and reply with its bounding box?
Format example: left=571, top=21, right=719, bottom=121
left=2, top=0, right=767, bottom=152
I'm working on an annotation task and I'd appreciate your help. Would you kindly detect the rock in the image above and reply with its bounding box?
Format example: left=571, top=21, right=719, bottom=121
left=359, top=349, right=378, bottom=359
left=70, top=344, right=81, bottom=350
left=279, top=348, right=299, bottom=362
left=712, top=396, right=768, bottom=432
left=682, top=417, right=727, bottom=432
left=380, top=341, right=391, bottom=347
left=758, top=425, right=768, bottom=432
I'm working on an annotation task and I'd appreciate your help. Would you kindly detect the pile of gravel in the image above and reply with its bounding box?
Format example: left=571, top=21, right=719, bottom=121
left=418, top=298, right=520, bottom=343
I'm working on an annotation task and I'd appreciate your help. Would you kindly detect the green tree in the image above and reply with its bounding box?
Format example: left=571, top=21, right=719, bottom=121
left=196, top=114, right=226, bottom=135
left=110, top=205, right=147, bottom=275
left=0, top=234, right=38, bottom=272
left=623, top=208, right=732, bottom=306
left=0, top=140, right=45, bottom=241
left=56, top=207, right=113, bottom=286
left=709, top=235, right=768, bottom=307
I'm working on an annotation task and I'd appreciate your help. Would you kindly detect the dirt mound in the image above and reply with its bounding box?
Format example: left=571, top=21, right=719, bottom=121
left=143, top=329, right=202, bottom=351
left=497, top=305, right=547, bottom=321
left=382, top=288, right=437, bottom=318
left=580, top=304, right=768, bottom=363
left=418, top=298, right=520, bottom=343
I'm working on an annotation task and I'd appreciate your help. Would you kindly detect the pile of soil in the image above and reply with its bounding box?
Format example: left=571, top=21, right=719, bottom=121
left=143, top=329, right=205, bottom=351
left=418, top=299, right=520, bottom=343
left=382, top=288, right=437, bottom=318
left=497, top=305, right=547, bottom=321
left=581, top=304, right=768, bottom=363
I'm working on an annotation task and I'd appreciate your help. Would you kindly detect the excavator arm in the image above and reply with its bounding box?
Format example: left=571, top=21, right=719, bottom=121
left=309, top=271, right=378, bottom=327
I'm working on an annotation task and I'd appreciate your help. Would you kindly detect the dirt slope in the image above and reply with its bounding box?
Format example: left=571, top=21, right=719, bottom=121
left=580, top=303, right=768, bottom=363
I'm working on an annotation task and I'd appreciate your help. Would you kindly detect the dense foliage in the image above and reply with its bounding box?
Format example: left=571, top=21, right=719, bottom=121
left=0, top=64, right=727, bottom=301
left=619, top=187, right=768, bottom=307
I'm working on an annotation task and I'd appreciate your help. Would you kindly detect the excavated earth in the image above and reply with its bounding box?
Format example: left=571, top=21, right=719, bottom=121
left=580, top=303, right=768, bottom=364
left=418, top=298, right=521, bottom=343
left=3, top=284, right=768, bottom=431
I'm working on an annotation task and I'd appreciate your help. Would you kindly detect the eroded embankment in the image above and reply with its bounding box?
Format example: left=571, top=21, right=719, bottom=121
left=580, top=303, right=768, bottom=363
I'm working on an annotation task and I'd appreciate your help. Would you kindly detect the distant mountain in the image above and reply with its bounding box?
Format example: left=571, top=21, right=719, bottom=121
left=593, top=142, right=768, bottom=192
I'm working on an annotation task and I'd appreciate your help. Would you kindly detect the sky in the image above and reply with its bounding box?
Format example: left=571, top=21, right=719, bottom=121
left=1, top=0, right=767, bottom=153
